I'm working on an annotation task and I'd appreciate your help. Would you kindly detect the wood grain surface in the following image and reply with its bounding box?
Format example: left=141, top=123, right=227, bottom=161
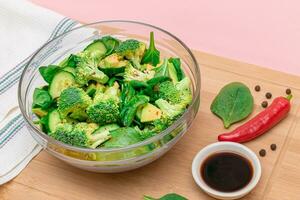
left=1, top=51, right=299, bottom=200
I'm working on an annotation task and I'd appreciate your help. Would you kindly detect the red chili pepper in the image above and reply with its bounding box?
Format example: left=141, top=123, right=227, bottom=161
left=218, top=95, right=292, bottom=143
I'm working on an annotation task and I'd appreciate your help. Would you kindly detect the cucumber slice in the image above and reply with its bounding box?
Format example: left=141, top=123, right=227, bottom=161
left=84, top=40, right=107, bottom=58
left=62, top=67, right=76, bottom=76
left=94, top=124, right=120, bottom=133
left=49, top=71, right=76, bottom=98
left=47, top=109, right=61, bottom=133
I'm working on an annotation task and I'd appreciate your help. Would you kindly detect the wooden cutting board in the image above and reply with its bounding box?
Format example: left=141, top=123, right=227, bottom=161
left=1, top=51, right=300, bottom=200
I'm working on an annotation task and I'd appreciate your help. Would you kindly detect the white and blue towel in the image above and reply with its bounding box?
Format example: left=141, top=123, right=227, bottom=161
left=0, top=0, right=77, bottom=184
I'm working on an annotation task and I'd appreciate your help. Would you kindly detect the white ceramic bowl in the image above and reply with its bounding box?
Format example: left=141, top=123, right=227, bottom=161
left=192, top=142, right=261, bottom=200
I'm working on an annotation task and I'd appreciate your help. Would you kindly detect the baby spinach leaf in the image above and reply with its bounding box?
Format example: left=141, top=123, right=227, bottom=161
left=154, top=58, right=168, bottom=77
left=59, top=54, right=80, bottom=68
left=141, top=32, right=160, bottom=66
left=32, top=88, right=52, bottom=109
left=210, top=82, right=253, bottom=128
left=102, top=127, right=142, bottom=148
left=144, top=193, right=188, bottom=200
left=169, top=57, right=184, bottom=81
left=39, top=65, right=60, bottom=83
left=120, top=95, right=149, bottom=127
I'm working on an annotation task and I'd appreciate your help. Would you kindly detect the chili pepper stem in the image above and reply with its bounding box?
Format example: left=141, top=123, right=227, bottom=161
left=286, top=94, right=293, bottom=101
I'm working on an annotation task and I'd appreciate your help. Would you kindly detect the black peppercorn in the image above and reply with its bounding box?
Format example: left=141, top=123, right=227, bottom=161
left=259, top=149, right=266, bottom=157
left=265, top=92, right=272, bottom=99
left=286, top=88, right=291, bottom=95
left=254, top=85, right=261, bottom=92
left=270, top=144, right=277, bottom=151
left=261, top=101, right=268, bottom=108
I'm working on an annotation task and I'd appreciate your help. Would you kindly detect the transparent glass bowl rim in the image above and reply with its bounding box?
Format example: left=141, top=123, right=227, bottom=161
left=18, top=20, right=201, bottom=153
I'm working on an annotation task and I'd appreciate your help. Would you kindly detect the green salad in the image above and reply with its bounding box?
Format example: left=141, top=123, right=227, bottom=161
left=32, top=32, right=192, bottom=149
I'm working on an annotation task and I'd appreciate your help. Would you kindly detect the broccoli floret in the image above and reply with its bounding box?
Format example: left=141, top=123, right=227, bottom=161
left=116, top=39, right=146, bottom=68
left=87, top=82, right=120, bottom=125
left=155, top=99, right=184, bottom=118
left=98, top=53, right=129, bottom=68
left=75, top=52, right=109, bottom=85
left=138, top=117, right=173, bottom=139
left=124, top=64, right=155, bottom=82
left=58, top=87, right=92, bottom=119
left=156, top=77, right=192, bottom=107
left=49, top=122, right=110, bottom=148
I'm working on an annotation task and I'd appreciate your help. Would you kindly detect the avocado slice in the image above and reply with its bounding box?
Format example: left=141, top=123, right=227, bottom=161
left=140, top=103, right=162, bottom=122
left=32, top=108, right=48, bottom=118
left=167, top=62, right=179, bottom=83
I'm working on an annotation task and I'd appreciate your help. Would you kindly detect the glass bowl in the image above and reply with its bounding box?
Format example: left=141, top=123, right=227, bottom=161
left=18, top=21, right=201, bottom=173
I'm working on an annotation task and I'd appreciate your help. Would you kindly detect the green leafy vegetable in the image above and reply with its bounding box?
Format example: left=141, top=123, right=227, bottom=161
left=59, top=54, right=80, bottom=68
left=120, top=95, right=149, bottom=126
left=39, top=65, right=60, bottom=83
left=102, top=127, right=142, bottom=148
left=169, top=57, right=184, bottom=81
left=141, top=32, right=160, bottom=66
left=210, top=82, right=254, bottom=128
left=32, top=88, right=52, bottom=109
left=144, top=193, right=188, bottom=200
left=154, top=59, right=168, bottom=77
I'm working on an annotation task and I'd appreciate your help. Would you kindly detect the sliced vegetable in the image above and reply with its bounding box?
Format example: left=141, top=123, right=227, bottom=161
left=49, top=71, right=76, bottom=98
left=62, top=66, right=76, bottom=76
left=84, top=40, right=107, bottom=58
left=169, top=57, right=184, bottom=81
left=140, top=103, right=162, bottom=122
left=32, top=107, right=48, bottom=118
left=101, top=36, right=120, bottom=56
left=210, top=82, right=254, bottom=128
left=47, top=109, right=61, bottom=133
left=167, top=62, right=179, bottom=83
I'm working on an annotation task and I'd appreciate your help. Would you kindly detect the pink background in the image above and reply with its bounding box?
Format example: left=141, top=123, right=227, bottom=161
left=32, top=0, right=300, bottom=76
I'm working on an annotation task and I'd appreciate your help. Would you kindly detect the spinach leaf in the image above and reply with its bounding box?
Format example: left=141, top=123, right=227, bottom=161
left=129, top=80, right=148, bottom=89
left=210, top=82, right=254, bottom=128
left=120, top=95, right=149, bottom=127
left=32, top=88, right=52, bottom=109
left=169, top=57, right=184, bottom=81
left=144, top=193, right=188, bottom=200
left=103, top=127, right=142, bottom=148
left=141, top=32, right=160, bottom=66
left=59, top=54, right=80, bottom=68
left=39, top=65, right=60, bottom=83
left=154, top=59, right=168, bottom=77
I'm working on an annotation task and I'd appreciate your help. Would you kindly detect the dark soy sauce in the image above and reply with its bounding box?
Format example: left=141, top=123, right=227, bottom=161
left=201, top=152, right=253, bottom=192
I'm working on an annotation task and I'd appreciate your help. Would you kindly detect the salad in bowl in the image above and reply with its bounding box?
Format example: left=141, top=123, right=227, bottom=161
left=33, top=32, right=192, bottom=149
left=19, top=21, right=200, bottom=172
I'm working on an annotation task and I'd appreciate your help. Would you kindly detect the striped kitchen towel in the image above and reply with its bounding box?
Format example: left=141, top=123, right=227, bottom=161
left=0, top=0, right=77, bottom=184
